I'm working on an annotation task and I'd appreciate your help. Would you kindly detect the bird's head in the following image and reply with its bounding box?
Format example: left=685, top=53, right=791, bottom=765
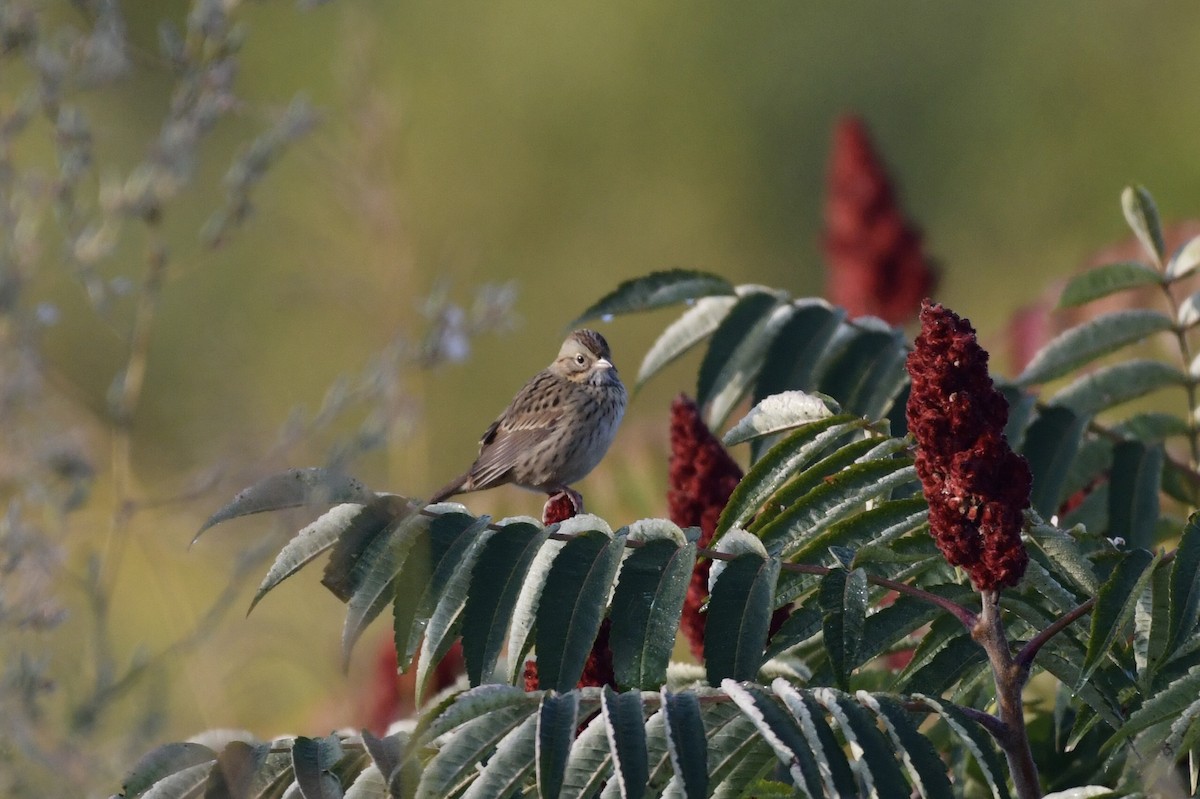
left=552, top=329, right=620, bottom=387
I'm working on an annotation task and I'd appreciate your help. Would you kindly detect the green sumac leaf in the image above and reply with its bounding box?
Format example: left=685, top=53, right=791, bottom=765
left=342, top=513, right=430, bottom=667
left=661, top=691, right=707, bottom=799
left=122, top=742, right=217, bottom=798
left=915, top=695, right=1011, bottom=799
left=705, top=550, right=779, bottom=683
left=399, top=513, right=493, bottom=667
left=536, top=692, right=578, bottom=799
left=1049, top=359, right=1185, bottom=417
left=695, top=291, right=780, bottom=411
left=1080, top=548, right=1158, bottom=690
left=194, top=467, right=373, bottom=541
left=1168, top=234, right=1200, bottom=280
left=250, top=497, right=400, bottom=612
left=722, top=681, right=825, bottom=799
left=636, top=295, right=738, bottom=389
left=461, top=715, right=537, bottom=799
left=772, top=682, right=858, bottom=797
left=752, top=302, right=845, bottom=403
left=462, top=521, right=547, bottom=685
left=1167, top=513, right=1200, bottom=656
left=1021, top=406, right=1089, bottom=518
left=859, top=693, right=956, bottom=799
left=536, top=530, right=626, bottom=692
left=722, top=390, right=841, bottom=447
left=1108, top=441, right=1163, bottom=550
left=1108, top=664, right=1200, bottom=748
left=1121, top=184, right=1166, bottom=266
left=717, top=415, right=865, bottom=535
left=702, top=297, right=796, bottom=429
left=1058, top=261, right=1163, bottom=308
left=322, top=496, right=412, bottom=602
left=814, top=689, right=909, bottom=799
left=758, top=458, right=917, bottom=558
left=292, top=735, right=345, bottom=799
left=820, top=568, right=868, bottom=689
left=764, top=603, right=822, bottom=660
left=602, top=688, right=648, bottom=799
left=610, top=539, right=696, bottom=690
left=560, top=710, right=614, bottom=799
left=572, top=269, right=735, bottom=326
left=1016, top=309, right=1174, bottom=387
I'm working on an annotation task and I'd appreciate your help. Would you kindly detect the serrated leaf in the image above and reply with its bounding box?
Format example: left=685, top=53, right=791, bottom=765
left=1108, top=441, right=1163, bottom=550
left=345, top=765, right=387, bottom=799
left=560, top=709, right=615, bottom=799
left=360, top=731, right=405, bottom=786
left=769, top=681, right=857, bottom=797
left=416, top=702, right=537, bottom=799
left=195, top=468, right=373, bottom=542
left=763, top=603, right=822, bottom=661
left=1107, top=664, right=1200, bottom=749
left=803, top=495, right=928, bottom=564
left=460, top=520, right=548, bottom=685
left=820, top=568, right=868, bottom=689
left=610, top=539, right=696, bottom=690
left=122, top=742, right=217, bottom=798
left=722, top=681, right=825, bottom=799
left=859, top=692, right=956, bottom=799
left=1116, top=411, right=1190, bottom=442
left=573, top=270, right=735, bottom=326
left=411, top=521, right=499, bottom=701
left=701, top=297, right=796, bottom=429
left=694, top=290, right=779, bottom=411
left=323, top=497, right=413, bottom=602
left=537, top=692, right=579, bottom=799
left=292, top=735, right=345, bottom=799
left=418, top=684, right=538, bottom=744
left=461, top=714, right=537, bottom=799
left=139, top=762, right=213, bottom=799
left=814, top=688, right=909, bottom=799
left=399, top=513, right=493, bottom=668
left=747, top=434, right=884, bottom=535
left=1058, top=261, right=1163, bottom=307
left=1026, top=524, right=1100, bottom=596
left=903, top=635, right=988, bottom=695
left=602, top=688, right=648, bottom=799
left=705, top=550, right=779, bottom=683
left=1016, top=309, right=1174, bottom=387
left=722, top=391, right=841, bottom=447
left=342, top=514, right=431, bottom=668
left=536, top=529, right=626, bottom=692
left=914, top=695, right=1011, bottom=799
left=757, top=458, right=917, bottom=558
left=248, top=499, right=398, bottom=613
left=1168, top=234, right=1200, bottom=280
left=813, top=326, right=905, bottom=417
left=1080, top=548, right=1158, bottom=690
left=202, top=740, right=271, bottom=798
left=636, top=296, right=739, bottom=388
left=1178, top=290, right=1200, bottom=328
left=752, top=301, right=846, bottom=402
left=1122, top=185, right=1166, bottom=266
left=1048, top=359, right=1185, bottom=417
left=717, top=415, right=867, bottom=535
left=661, top=691, right=707, bottom=799
left=1021, top=406, right=1089, bottom=518
left=1167, top=513, right=1200, bottom=657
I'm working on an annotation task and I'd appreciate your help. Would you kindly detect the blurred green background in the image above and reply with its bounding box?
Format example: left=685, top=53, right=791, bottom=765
left=7, top=0, right=1200, bottom=779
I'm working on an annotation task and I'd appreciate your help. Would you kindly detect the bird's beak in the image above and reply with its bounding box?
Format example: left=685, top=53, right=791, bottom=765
left=596, top=358, right=613, bottom=370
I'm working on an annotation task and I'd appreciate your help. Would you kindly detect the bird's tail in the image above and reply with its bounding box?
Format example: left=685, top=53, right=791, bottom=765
left=428, top=472, right=470, bottom=505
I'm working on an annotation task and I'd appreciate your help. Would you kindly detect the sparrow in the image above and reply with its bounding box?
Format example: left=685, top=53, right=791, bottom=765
left=429, top=329, right=627, bottom=510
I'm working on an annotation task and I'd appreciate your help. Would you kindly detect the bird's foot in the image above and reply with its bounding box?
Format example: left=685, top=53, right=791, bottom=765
left=543, top=487, right=583, bottom=524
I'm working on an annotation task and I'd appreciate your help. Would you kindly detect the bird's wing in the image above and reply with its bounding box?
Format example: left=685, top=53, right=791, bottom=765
left=467, top=372, right=563, bottom=490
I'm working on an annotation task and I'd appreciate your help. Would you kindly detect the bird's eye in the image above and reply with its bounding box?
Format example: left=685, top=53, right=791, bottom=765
left=574, top=354, right=586, bottom=366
